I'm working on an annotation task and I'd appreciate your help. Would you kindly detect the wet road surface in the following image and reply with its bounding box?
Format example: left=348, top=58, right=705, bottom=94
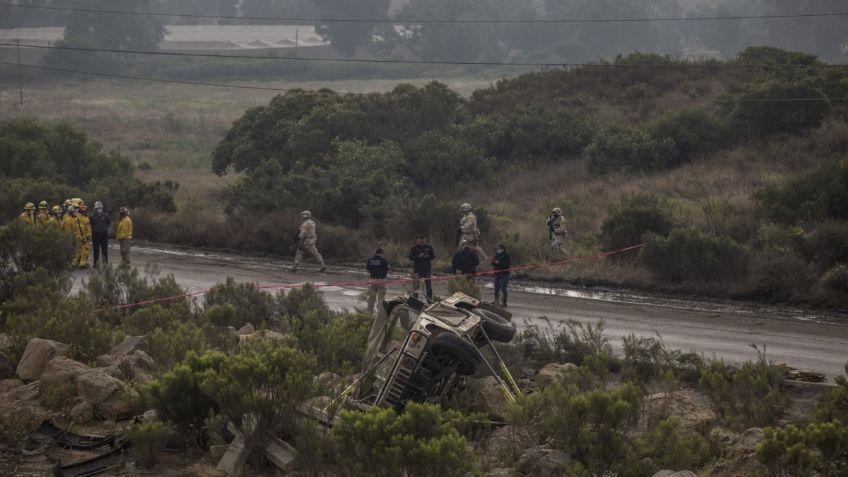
left=72, top=244, right=848, bottom=379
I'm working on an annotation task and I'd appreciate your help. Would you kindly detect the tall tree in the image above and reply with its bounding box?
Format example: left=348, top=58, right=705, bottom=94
left=63, top=0, right=166, bottom=50
left=312, top=0, right=390, bottom=57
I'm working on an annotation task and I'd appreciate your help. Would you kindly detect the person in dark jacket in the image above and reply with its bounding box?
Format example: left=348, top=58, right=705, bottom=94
left=451, top=246, right=479, bottom=280
left=490, top=244, right=511, bottom=307
left=408, top=235, right=436, bottom=299
left=365, top=248, right=390, bottom=314
left=90, top=201, right=111, bottom=267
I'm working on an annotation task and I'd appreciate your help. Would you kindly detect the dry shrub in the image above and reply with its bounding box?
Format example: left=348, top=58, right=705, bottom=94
left=0, top=402, right=43, bottom=448
left=747, top=252, right=818, bottom=303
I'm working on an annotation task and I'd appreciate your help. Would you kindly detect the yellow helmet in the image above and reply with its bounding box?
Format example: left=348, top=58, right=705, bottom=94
left=38, top=200, right=48, bottom=209
left=460, top=203, right=472, bottom=212
left=64, top=199, right=71, bottom=206
left=51, top=205, right=62, bottom=213
left=24, top=202, right=35, bottom=210
left=70, top=198, right=82, bottom=207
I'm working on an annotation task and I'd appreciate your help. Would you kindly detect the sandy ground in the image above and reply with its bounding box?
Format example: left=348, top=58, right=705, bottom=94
left=73, top=243, right=848, bottom=380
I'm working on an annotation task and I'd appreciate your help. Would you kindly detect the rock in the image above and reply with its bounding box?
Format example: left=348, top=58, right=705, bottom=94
left=535, top=362, right=577, bottom=386
left=738, top=428, right=764, bottom=454
left=643, top=389, right=717, bottom=435
left=314, top=372, right=343, bottom=395
left=485, top=469, right=521, bottom=477
left=485, top=425, right=537, bottom=466
left=77, top=370, right=123, bottom=403
left=0, top=378, right=25, bottom=396
left=16, top=338, right=69, bottom=381
left=652, top=472, right=696, bottom=477
left=516, top=446, right=572, bottom=477
left=470, top=377, right=510, bottom=420
left=69, top=397, right=95, bottom=423
left=0, top=333, right=11, bottom=349
left=94, top=355, right=114, bottom=368
left=109, top=335, right=148, bottom=358
left=106, top=350, right=156, bottom=385
left=138, top=409, right=159, bottom=423
left=40, top=356, right=137, bottom=421
left=237, top=324, right=255, bottom=336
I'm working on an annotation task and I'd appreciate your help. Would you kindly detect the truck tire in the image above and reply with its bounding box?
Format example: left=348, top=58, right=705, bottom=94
left=473, top=309, right=516, bottom=343
left=430, top=333, right=482, bottom=376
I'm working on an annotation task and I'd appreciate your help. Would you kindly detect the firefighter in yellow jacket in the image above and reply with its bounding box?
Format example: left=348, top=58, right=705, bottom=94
left=62, top=206, right=82, bottom=267
left=116, top=207, right=133, bottom=267
left=19, top=202, right=38, bottom=226
left=48, top=206, right=62, bottom=228
left=76, top=205, right=92, bottom=269
left=36, top=201, right=50, bottom=227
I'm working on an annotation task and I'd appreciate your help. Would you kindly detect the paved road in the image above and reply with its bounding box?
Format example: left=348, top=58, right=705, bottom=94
left=73, top=244, right=848, bottom=379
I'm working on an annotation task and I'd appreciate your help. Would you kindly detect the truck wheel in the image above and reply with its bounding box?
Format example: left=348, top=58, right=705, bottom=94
left=473, top=309, right=516, bottom=343
left=430, top=333, right=482, bottom=376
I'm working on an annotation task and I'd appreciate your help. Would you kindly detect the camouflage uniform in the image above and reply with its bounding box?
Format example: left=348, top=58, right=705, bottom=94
left=294, top=218, right=326, bottom=270
left=551, top=214, right=568, bottom=254
left=459, top=209, right=487, bottom=260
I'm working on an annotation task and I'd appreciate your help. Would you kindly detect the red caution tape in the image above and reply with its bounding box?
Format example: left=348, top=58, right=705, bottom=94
left=104, top=243, right=645, bottom=312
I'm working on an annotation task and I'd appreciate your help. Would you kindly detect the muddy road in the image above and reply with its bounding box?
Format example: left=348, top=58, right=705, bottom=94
left=73, top=244, right=848, bottom=379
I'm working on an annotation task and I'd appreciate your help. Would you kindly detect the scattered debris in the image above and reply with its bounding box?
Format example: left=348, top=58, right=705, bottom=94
left=29, top=421, right=115, bottom=450
left=785, top=369, right=826, bottom=383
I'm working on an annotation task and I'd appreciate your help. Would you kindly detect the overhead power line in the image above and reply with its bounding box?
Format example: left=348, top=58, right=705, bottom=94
left=0, top=60, right=292, bottom=92
left=2, top=2, right=848, bottom=24
left=2, top=60, right=846, bottom=105
left=4, top=42, right=848, bottom=69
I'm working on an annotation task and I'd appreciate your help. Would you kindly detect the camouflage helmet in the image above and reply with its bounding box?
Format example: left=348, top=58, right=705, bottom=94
left=24, top=202, right=35, bottom=211
left=460, top=203, right=472, bottom=212
left=301, top=210, right=312, bottom=218
left=552, top=207, right=562, bottom=215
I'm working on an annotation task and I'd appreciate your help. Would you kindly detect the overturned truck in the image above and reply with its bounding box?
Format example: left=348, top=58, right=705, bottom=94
left=338, top=292, right=519, bottom=414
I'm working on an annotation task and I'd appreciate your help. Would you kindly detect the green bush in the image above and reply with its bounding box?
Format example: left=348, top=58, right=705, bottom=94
left=641, top=228, right=750, bottom=283
left=85, top=265, right=187, bottom=314
left=4, top=290, right=112, bottom=363
left=754, top=160, right=848, bottom=225
left=128, top=421, right=169, bottom=469
left=333, top=402, right=475, bottom=477
left=200, top=339, right=315, bottom=453
left=730, top=79, right=831, bottom=136
left=147, top=321, right=207, bottom=370
left=584, top=126, right=678, bottom=175
left=0, top=222, right=74, bottom=301
left=599, top=194, right=674, bottom=252
left=515, top=379, right=642, bottom=476
left=803, top=222, right=848, bottom=270
left=312, top=311, right=372, bottom=374
left=635, top=417, right=714, bottom=471
left=747, top=252, right=818, bottom=302
left=204, top=277, right=277, bottom=327
left=650, top=110, right=731, bottom=162
left=821, top=264, right=848, bottom=295
left=698, top=351, right=789, bottom=429
left=145, top=350, right=226, bottom=443
left=757, top=422, right=848, bottom=477
left=123, top=305, right=185, bottom=336
left=813, top=374, right=848, bottom=425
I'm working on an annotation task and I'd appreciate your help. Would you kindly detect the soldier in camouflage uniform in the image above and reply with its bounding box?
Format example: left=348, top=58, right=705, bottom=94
left=458, top=202, right=487, bottom=261
left=292, top=210, right=327, bottom=272
left=549, top=207, right=568, bottom=254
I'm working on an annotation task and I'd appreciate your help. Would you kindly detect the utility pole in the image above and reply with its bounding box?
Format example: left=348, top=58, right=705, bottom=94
left=16, top=39, right=23, bottom=106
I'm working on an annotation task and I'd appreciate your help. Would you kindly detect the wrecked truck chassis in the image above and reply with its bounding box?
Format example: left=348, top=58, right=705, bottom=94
left=303, top=293, right=519, bottom=425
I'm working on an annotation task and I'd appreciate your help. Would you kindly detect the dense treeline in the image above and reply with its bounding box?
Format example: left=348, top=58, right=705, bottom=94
left=0, top=119, right=177, bottom=223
